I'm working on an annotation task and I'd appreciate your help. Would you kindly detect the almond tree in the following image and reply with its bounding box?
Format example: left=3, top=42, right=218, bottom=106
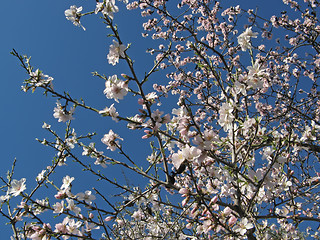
left=1, top=0, right=320, bottom=239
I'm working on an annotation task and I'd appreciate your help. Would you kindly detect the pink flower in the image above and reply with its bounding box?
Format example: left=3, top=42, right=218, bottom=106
left=54, top=217, right=69, bottom=234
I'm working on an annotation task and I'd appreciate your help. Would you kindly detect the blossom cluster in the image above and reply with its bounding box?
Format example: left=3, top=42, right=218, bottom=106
left=3, top=0, right=320, bottom=240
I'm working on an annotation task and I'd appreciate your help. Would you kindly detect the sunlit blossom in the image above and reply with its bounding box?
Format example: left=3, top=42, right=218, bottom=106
left=101, top=129, right=123, bottom=151
left=64, top=5, right=86, bottom=30
left=104, top=75, right=128, bottom=102
left=95, top=0, right=119, bottom=20
left=99, top=103, right=119, bottom=122
left=53, top=101, right=75, bottom=122
left=8, top=178, right=26, bottom=197
left=53, top=201, right=64, bottom=214
left=29, top=69, right=53, bottom=88
left=233, top=217, right=254, bottom=235
left=107, top=40, right=126, bottom=65
left=66, top=199, right=81, bottom=215
left=237, top=27, right=258, bottom=51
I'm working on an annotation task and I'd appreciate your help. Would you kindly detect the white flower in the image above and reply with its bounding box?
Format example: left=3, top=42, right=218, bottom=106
left=66, top=199, right=81, bottom=215
left=95, top=2, right=104, bottom=14
left=181, top=145, right=202, bottom=160
left=218, top=102, right=234, bottom=132
left=29, top=69, right=53, bottom=87
left=76, top=190, right=96, bottom=204
left=61, top=175, right=75, bottom=190
left=247, top=60, right=267, bottom=77
left=232, top=81, right=247, bottom=96
left=237, top=27, right=258, bottom=51
left=36, top=170, right=46, bottom=182
left=172, top=145, right=201, bottom=170
left=242, top=118, right=256, bottom=135
left=132, top=209, right=145, bottom=220
left=99, top=103, right=119, bottom=122
left=66, top=218, right=82, bottom=236
left=53, top=101, right=75, bottom=122
left=103, top=75, right=128, bottom=102
left=146, top=92, right=158, bottom=102
left=101, top=129, right=123, bottom=151
left=107, top=40, right=126, bottom=65
left=66, top=130, right=77, bottom=149
left=246, top=60, right=268, bottom=89
left=127, top=114, right=144, bottom=129
left=193, top=129, right=218, bottom=150
left=85, top=221, right=100, bottom=232
left=172, top=151, right=185, bottom=170
left=262, top=147, right=274, bottom=161
left=94, top=157, right=108, bottom=168
left=0, top=195, right=9, bottom=203
left=8, top=178, right=26, bottom=197
left=53, top=201, right=64, bottom=214
left=95, top=0, right=119, bottom=20
left=82, top=143, right=96, bottom=156
left=301, top=125, right=316, bottom=141
left=54, top=217, right=69, bottom=234
left=172, top=106, right=188, bottom=117
left=42, top=122, right=51, bottom=129
left=64, top=5, right=86, bottom=30
left=233, top=217, right=254, bottom=235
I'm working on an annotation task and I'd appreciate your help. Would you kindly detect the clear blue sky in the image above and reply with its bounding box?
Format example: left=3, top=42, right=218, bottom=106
left=0, top=0, right=286, bottom=238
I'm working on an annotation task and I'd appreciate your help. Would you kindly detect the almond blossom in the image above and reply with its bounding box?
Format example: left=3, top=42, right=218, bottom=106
left=107, top=40, right=126, bottom=65
left=99, top=103, right=119, bottom=122
left=76, top=190, right=96, bottom=204
left=101, top=129, right=123, bottom=151
left=172, top=145, right=201, bottom=170
left=53, top=101, right=75, bottom=122
left=4, top=1, right=320, bottom=239
left=233, top=218, right=254, bottom=235
left=66, top=199, right=81, bottom=216
left=60, top=175, right=74, bottom=191
left=53, top=201, right=64, bottom=214
left=218, top=102, right=235, bottom=132
left=29, top=69, right=53, bottom=88
left=95, top=0, right=119, bottom=20
left=237, top=27, right=258, bottom=51
left=8, top=178, right=26, bottom=197
left=64, top=5, right=86, bottom=30
left=247, top=60, right=267, bottom=89
left=103, top=75, right=128, bottom=102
